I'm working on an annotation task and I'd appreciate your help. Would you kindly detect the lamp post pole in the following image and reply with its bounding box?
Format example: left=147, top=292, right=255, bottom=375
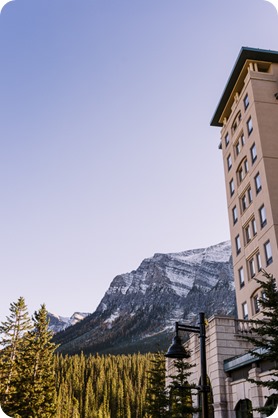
left=165, top=312, right=209, bottom=418
left=199, top=312, right=209, bottom=418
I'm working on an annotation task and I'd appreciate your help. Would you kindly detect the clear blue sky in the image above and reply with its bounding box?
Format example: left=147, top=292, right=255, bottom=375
left=0, top=0, right=278, bottom=320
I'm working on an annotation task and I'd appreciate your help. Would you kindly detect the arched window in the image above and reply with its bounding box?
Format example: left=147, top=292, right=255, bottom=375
left=235, top=399, right=253, bottom=418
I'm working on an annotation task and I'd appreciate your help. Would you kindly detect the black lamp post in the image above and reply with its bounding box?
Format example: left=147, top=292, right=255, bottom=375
left=165, top=312, right=209, bottom=418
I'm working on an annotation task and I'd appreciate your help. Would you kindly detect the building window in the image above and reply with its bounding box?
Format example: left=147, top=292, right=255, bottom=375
left=239, top=166, right=244, bottom=183
left=244, top=159, right=249, bottom=174
left=239, top=267, right=245, bottom=288
left=242, top=194, right=247, bottom=212
left=254, top=173, right=262, bottom=194
left=232, top=112, right=242, bottom=135
left=235, top=140, right=241, bottom=157
left=229, top=179, right=235, bottom=196
left=227, top=154, right=232, bottom=171
left=253, top=295, right=260, bottom=314
left=235, top=234, right=241, bottom=255
left=225, top=133, right=230, bottom=147
left=232, top=206, right=238, bottom=224
left=244, top=94, right=249, bottom=110
left=251, top=218, right=257, bottom=236
left=259, top=205, right=267, bottom=228
left=247, top=117, right=253, bottom=135
left=242, top=302, right=248, bottom=320
left=250, top=143, right=257, bottom=164
left=249, top=258, right=256, bottom=278
left=264, top=240, right=273, bottom=266
left=245, top=224, right=252, bottom=244
left=248, top=187, right=252, bottom=204
left=256, top=252, right=262, bottom=271
left=238, top=158, right=248, bottom=184
left=241, top=133, right=245, bottom=146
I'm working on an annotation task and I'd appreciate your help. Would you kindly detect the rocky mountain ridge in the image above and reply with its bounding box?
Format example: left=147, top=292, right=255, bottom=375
left=53, top=241, right=236, bottom=355
left=47, top=312, right=90, bottom=333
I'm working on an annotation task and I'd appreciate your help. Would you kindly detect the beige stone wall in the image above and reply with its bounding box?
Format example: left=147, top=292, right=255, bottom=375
left=219, top=61, right=278, bottom=321
left=166, top=316, right=275, bottom=418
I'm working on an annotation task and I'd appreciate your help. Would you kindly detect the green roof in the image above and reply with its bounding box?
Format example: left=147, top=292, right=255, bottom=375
left=210, top=47, right=278, bottom=127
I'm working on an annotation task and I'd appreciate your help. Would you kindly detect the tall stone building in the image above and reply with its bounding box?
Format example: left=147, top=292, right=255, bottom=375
left=167, top=48, right=278, bottom=418
left=211, top=47, right=278, bottom=321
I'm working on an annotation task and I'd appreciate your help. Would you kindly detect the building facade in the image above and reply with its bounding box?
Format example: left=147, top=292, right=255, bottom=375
left=167, top=48, right=278, bottom=418
left=211, top=47, right=278, bottom=321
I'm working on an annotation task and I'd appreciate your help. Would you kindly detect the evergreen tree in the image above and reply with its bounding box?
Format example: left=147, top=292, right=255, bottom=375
left=14, top=304, right=57, bottom=418
left=242, top=270, right=278, bottom=416
left=168, top=357, right=198, bottom=418
left=145, top=351, right=169, bottom=418
left=0, top=297, right=32, bottom=410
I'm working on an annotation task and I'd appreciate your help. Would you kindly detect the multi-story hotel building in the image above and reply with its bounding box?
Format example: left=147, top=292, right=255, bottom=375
left=211, top=47, right=278, bottom=320
left=166, top=48, right=278, bottom=418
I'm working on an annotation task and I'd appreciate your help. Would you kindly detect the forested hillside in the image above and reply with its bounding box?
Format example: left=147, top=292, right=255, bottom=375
left=54, top=353, right=153, bottom=418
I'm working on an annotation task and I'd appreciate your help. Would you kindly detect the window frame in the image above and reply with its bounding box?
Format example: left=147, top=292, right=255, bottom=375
left=242, top=302, right=248, bottom=320
left=249, top=257, right=256, bottom=278
left=239, top=267, right=245, bottom=288
left=250, top=143, right=257, bottom=164
left=232, top=205, right=238, bottom=224
left=264, top=240, right=273, bottom=266
left=247, top=116, right=253, bottom=136
left=254, top=173, right=262, bottom=194
left=259, top=205, right=267, bottom=228
left=244, top=94, right=249, bottom=110
left=225, top=133, right=230, bottom=147
left=229, top=178, right=235, bottom=197
left=235, top=234, right=241, bottom=255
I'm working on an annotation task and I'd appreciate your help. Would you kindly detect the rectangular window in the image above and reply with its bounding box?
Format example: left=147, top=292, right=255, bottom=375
left=242, top=302, right=248, bottom=320
left=245, top=224, right=251, bottom=244
left=239, top=267, right=245, bottom=288
left=255, top=173, right=262, bottom=194
left=239, top=166, right=244, bottom=183
left=232, top=206, right=238, bottom=224
left=252, top=218, right=257, bottom=236
left=241, top=133, right=245, bottom=146
left=253, top=295, right=260, bottom=314
left=227, top=154, right=232, bottom=171
left=249, top=258, right=256, bottom=278
left=235, top=141, right=241, bottom=156
left=229, top=179, right=235, bottom=196
left=235, top=234, right=241, bottom=255
left=264, top=240, right=273, bottom=266
left=250, top=143, right=257, bottom=164
left=247, top=117, right=253, bottom=135
left=248, top=187, right=252, bottom=204
left=225, top=133, right=230, bottom=147
left=259, top=205, right=267, bottom=228
left=242, top=194, right=247, bottom=212
left=244, top=94, right=249, bottom=110
left=244, top=159, right=249, bottom=174
left=256, top=252, right=262, bottom=271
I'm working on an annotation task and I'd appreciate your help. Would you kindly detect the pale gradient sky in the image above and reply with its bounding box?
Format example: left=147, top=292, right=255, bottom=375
left=0, top=0, right=278, bottom=320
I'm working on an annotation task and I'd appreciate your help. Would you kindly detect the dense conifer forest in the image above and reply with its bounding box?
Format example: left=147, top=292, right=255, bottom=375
left=54, top=352, right=153, bottom=418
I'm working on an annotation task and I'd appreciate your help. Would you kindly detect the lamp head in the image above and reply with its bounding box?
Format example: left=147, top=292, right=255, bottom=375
left=165, top=335, right=189, bottom=359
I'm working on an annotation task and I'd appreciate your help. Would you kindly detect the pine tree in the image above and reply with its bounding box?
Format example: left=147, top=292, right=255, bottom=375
left=168, top=357, right=198, bottom=418
left=145, top=351, right=169, bottom=418
left=14, top=304, right=57, bottom=418
left=242, top=270, right=278, bottom=416
left=0, top=297, right=32, bottom=410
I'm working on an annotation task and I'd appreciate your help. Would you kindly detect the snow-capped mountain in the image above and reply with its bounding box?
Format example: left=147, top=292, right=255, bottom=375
left=54, top=241, right=235, bottom=355
left=48, top=312, right=90, bottom=333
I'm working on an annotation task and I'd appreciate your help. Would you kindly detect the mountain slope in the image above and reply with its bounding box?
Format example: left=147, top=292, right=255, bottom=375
left=54, top=241, right=235, bottom=355
left=47, top=312, right=90, bottom=333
